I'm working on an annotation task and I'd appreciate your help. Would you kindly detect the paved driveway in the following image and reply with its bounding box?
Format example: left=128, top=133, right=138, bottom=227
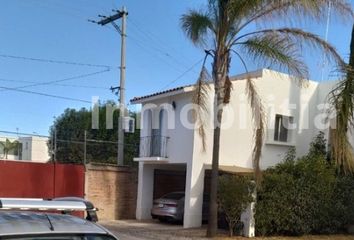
left=101, top=220, right=209, bottom=240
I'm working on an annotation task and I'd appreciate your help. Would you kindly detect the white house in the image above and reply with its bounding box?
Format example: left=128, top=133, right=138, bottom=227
left=131, top=69, right=340, bottom=233
left=0, top=135, right=50, bottom=163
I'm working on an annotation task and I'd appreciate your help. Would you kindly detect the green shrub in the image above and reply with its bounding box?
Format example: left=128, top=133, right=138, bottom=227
left=218, top=175, right=255, bottom=237
left=255, top=132, right=354, bottom=236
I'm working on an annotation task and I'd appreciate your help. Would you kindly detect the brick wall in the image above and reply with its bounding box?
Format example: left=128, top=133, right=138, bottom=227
left=85, top=163, right=138, bottom=221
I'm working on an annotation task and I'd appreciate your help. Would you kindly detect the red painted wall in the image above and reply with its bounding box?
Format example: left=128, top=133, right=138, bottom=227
left=0, top=161, right=84, bottom=199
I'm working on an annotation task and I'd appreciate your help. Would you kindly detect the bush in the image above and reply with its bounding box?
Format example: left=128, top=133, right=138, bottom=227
left=218, top=175, right=255, bottom=237
left=255, top=132, right=354, bottom=236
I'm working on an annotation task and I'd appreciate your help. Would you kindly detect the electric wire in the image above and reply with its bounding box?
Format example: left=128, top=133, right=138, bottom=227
left=0, top=86, right=91, bottom=104
left=0, top=53, right=115, bottom=69
left=0, top=78, right=108, bottom=90
left=159, top=58, right=204, bottom=91
left=0, top=69, right=110, bottom=93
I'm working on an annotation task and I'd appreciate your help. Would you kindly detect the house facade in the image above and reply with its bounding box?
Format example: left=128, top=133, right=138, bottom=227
left=131, top=69, right=339, bottom=232
left=0, top=136, right=50, bottom=163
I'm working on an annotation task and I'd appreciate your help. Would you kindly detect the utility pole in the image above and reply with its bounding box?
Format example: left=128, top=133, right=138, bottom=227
left=84, top=130, right=87, bottom=167
left=54, top=128, right=57, bottom=163
left=91, top=7, right=128, bottom=166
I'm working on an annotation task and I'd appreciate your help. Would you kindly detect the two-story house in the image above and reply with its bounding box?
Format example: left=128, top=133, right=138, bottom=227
left=131, top=69, right=339, bottom=230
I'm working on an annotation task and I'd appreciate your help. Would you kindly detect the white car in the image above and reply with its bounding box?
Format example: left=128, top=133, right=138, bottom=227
left=0, top=197, right=118, bottom=240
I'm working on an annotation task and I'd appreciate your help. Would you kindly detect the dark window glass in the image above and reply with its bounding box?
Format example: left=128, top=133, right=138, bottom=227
left=274, top=114, right=291, bottom=142
left=162, top=192, right=185, bottom=200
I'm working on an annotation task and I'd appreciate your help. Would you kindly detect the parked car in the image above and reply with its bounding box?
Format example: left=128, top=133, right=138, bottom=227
left=0, top=197, right=118, bottom=240
left=151, top=191, right=209, bottom=222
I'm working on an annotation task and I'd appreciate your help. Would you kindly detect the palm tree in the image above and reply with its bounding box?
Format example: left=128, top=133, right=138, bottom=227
left=0, top=139, right=20, bottom=160
left=181, top=0, right=352, bottom=237
left=330, top=24, right=354, bottom=173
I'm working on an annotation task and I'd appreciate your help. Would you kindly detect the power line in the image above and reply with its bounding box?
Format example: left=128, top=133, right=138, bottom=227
left=0, top=69, right=110, bottom=93
left=128, top=18, right=197, bottom=72
left=0, top=78, right=108, bottom=90
left=126, top=34, right=186, bottom=73
left=160, top=58, right=204, bottom=91
left=0, top=130, right=48, bottom=138
left=104, top=22, right=188, bottom=74
left=0, top=53, right=115, bottom=69
left=0, top=86, right=91, bottom=104
left=0, top=130, right=136, bottom=146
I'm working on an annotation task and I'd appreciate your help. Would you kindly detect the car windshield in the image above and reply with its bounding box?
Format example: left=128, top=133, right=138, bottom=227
left=2, top=234, right=116, bottom=240
left=162, top=192, right=184, bottom=200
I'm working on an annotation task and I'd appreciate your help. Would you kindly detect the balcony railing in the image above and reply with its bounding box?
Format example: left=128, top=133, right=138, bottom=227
left=139, top=135, right=169, bottom=158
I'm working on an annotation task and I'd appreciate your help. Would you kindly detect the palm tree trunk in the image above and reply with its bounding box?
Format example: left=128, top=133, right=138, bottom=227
left=207, top=48, right=230, bottom=238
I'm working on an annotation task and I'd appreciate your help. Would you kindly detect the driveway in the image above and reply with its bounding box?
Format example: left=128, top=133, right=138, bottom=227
left=101, top=220, right=209, bottom=240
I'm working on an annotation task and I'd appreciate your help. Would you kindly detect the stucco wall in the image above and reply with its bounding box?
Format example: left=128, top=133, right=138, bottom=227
left=191, top=69, right=333, bottom=170
left=140, top=93, right=195, bottom=164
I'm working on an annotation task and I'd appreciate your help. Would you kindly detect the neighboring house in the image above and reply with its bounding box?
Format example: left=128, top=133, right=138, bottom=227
left=0, top=136, right=50, bottom=163
left=131, top=69, right=342, bottom=230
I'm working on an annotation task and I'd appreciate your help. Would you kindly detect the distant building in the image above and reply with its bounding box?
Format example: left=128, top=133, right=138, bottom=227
left=0, top=136, right=50, bottom=163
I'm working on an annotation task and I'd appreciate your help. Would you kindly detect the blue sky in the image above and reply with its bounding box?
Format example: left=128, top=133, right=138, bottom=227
left=0, top=0, right=353, bottom=135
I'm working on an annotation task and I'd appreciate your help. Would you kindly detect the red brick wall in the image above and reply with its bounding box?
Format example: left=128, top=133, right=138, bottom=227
left=85, top=164, right=138, bottom=220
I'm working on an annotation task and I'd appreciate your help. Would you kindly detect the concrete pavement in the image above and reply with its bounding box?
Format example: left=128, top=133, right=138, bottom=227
left=101, top=220, right=209, bottom=240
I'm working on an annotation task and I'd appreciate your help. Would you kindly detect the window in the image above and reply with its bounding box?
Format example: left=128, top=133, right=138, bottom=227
left=274, top=114, right=293, bottom=142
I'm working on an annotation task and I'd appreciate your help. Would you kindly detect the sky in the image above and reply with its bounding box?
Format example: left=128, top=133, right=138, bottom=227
left=0, top=0, right=353, bottom=136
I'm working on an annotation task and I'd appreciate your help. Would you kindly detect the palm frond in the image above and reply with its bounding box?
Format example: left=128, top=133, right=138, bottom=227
left=239, top=32, right=309, bottom=82
left=329, top=25, right=354, bottom=173
left=237, top=28, right=346, bottom=74
left=237, top=0, right=352, bottom=33
left=246, top=78, right=266, bottom=185
left=193, top=67, right=211, bottom=151
left=181, top=10, right=214, bottom=47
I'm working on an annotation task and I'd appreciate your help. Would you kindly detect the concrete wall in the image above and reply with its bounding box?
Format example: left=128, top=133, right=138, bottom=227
left=86, top=164, right=138, bottom=221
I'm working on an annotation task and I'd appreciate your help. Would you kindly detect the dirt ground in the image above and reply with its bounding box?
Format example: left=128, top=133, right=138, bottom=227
left=101, top=220, right=354, bottom=240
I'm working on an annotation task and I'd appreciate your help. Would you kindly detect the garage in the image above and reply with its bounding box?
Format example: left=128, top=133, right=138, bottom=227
left=153, top=169, right=186, bottom=200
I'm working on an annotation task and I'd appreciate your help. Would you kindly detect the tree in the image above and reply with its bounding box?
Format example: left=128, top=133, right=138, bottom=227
left=49, top=101, right=140, bottom=165
left=0, top=139, right=20, bottom=159
left=218, top=175, right=255, bottom=237
left=256, top=133, right=354, bottom=236
left=330, top=24, right=354, bottom=173
left=181, top=0, right=352, bottom=237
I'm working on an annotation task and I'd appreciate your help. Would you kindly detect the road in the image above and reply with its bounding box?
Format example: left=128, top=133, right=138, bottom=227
left=101, top=220, right=209, bottom=240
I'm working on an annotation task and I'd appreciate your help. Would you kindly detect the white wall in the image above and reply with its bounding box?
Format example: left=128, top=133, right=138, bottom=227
left=190, top=69, right=325, bottom=170
left=139, top=93, right=196, bottom=164
left=28, top=136, right=50, bottom=162
left=0, top=136, right=49, bottom=163
left=137, top=69, right=341, bottom=170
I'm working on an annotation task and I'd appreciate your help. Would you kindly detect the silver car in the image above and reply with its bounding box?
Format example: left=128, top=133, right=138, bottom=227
left=151, top=192, right=209, bottom=222
left=0, top=197, right=118, bottom=240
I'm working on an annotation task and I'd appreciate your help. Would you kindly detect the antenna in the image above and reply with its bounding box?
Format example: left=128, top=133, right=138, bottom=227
left=320, top=1, right=332, bottom=82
